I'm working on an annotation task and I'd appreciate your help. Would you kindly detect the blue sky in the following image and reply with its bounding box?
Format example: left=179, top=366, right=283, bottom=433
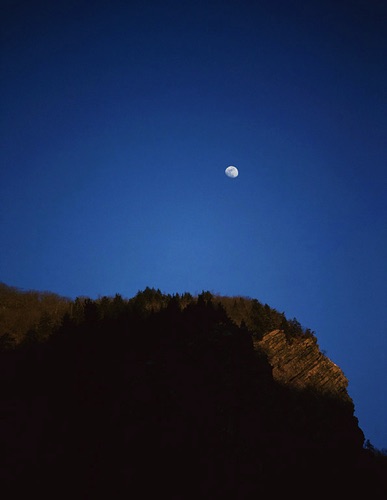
left=1, top=0, right=386, bottom=449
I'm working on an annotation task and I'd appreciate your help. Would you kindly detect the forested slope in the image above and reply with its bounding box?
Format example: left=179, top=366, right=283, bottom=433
left=1, top=285, right=386, bottom=498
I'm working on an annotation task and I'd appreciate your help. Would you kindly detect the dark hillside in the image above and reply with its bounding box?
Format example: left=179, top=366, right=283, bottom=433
left=1, top=287, right=386, bottom=499
left=0, top=282, right=70, bottom=346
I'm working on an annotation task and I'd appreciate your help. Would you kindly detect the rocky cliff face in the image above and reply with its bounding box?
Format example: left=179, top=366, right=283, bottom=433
left=254, top=329, right=351, bottom=402
left=253, top=328, right=366, bottom=455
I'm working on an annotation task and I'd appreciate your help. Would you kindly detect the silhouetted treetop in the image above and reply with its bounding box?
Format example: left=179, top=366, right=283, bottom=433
left=1, top=284, right=317, bottom=348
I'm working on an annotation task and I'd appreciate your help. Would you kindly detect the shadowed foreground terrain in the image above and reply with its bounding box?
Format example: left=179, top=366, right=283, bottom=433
left=1, top=284, right=386, bottom=498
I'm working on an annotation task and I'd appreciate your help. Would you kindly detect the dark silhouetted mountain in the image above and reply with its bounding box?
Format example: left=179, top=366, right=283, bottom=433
left=1, top=285, right=386, bottom=499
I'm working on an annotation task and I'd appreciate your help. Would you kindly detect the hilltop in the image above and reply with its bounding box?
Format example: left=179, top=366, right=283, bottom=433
left=1, top=284, right=386, bottom=498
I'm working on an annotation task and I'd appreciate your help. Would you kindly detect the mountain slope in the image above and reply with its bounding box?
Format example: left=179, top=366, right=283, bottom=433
left=0, top=286, right=386, bottom=498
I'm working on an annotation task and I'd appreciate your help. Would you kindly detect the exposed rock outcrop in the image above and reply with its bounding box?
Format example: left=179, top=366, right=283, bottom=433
left=254, top=329, right=351, bottom=401
left=252, top=328, right=367, bottom=460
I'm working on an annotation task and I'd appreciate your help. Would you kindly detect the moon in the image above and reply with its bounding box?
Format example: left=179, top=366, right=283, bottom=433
left=225, top=165, right=238, bottom=178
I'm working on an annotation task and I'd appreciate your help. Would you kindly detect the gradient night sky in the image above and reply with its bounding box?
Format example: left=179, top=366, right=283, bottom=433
left=1, top=1, right=386, bottom=449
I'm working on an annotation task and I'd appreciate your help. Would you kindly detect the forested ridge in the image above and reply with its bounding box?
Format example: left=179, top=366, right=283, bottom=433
left=1, top=283, right=386, bottom=498
left=0, top=283, right=313, bottom=347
